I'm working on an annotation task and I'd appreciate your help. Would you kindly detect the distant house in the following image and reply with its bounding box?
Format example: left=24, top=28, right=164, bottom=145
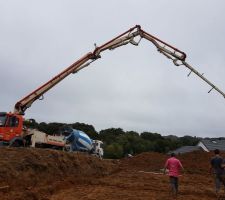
left=170, top=146, right=202, bottom=155
left=169, top=138, right=225, bottom=155
left=197, top=139, right=225, bottom=152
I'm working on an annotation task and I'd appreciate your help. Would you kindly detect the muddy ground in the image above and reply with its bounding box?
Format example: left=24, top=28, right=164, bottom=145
left=0, top=147, right=224, bottom=200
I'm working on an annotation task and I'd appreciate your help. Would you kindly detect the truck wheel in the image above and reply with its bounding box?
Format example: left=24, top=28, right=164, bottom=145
left=63, top=145, right=71, bottom=152
left=10, top=139, right=24, bottom=147
left=96, top=153, right=102, bottom=159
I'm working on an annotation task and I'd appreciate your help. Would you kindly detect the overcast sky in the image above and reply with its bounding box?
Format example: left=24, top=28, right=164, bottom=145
left=1, top=0, right=225, bottom=137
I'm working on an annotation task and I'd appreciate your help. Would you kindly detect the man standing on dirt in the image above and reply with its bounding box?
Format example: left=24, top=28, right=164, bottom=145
left=210, top=149, right=225, bottom=195
left=164, top=153, right=184, bottom=197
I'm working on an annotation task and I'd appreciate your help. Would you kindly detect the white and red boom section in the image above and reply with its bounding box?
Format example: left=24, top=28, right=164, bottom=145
left=14, top=25, right=225, bottom=115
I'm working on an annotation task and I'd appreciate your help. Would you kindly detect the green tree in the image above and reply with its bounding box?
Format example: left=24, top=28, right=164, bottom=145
left=104, top=143, right=123, bottom=159
left=179, top=135, right=200, bottom=146
left=141, top=132, right=163, bottom=141
left=99, top=128, right=125, bottom=144
left=153, top=139, right=168, bottom=153
left=23, top=118, right=39, bottom=129
left=70, top=122, right=99, bottom=139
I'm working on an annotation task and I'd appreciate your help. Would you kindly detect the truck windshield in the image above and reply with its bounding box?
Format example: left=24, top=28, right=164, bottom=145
left=0, top=113, right=7, bottom=127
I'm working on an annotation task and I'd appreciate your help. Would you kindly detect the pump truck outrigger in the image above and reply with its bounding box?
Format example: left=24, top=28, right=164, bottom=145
left=0, top=25, right=224, bottom=147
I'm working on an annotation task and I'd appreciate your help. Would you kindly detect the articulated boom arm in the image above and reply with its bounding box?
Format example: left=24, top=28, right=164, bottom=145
left=14, top=25, right=225, bottom=115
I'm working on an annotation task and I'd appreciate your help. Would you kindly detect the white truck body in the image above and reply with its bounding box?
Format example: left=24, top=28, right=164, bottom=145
left=30, top=129, right=104, bottom=158
left=30, top=129, right=65, bottom=148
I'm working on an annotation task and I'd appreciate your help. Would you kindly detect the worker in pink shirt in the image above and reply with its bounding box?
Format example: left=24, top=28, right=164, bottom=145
left=164, top=153, right=184, bottom=197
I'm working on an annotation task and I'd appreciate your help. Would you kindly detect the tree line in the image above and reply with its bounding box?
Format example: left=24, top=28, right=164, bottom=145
left=24, top=119, right=200, bottom=159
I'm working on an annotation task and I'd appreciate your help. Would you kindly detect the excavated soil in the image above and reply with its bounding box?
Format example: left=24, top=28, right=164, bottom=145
left=0, top=147, right=224, bottom=200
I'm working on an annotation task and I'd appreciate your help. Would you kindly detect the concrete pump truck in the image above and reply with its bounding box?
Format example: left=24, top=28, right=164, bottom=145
left=0, top=25, right=224, bottom=148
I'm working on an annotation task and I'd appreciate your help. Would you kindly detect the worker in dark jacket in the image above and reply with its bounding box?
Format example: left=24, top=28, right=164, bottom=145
left=210, top=149, right=225, bottom=195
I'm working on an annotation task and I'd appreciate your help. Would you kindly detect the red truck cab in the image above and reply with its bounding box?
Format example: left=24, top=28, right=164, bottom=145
left=0, top=112, right=24, bottom=145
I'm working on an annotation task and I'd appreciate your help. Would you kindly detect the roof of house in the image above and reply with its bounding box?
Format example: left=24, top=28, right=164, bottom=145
left=170, top=145, right=202, bottom=155
left=200, top=139, right=225, bottom=151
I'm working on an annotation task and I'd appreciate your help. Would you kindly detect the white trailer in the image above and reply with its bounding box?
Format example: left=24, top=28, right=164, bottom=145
left=30, top=129, right=65, bottom=149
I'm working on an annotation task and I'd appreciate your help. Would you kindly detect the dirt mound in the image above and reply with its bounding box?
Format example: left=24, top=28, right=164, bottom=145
left=119, top=150, right=224, bottom=175
left=119, top=152, right=167, bottom=172
left=0, top=148, right=223, bottom=200
left=0, top=147, right=116, bottom=200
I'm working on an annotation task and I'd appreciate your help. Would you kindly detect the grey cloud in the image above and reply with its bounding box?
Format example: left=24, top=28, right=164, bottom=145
left=1, top=0, right=225, bottom=137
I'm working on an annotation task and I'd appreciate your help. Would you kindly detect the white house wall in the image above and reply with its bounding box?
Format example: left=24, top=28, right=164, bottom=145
left=197, top=142, right=209, bottom=152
